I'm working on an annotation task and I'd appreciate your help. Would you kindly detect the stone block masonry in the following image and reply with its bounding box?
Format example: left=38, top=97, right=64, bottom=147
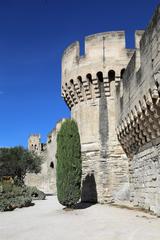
left=26, top=4, right=160, bottom=216
left=130, top=144, right=160, bottom=215
left=116, top=5, right=160, bottom=215
left=61, top=31, right=140, bottom=203
left=61, top=4, right=160, bottom=214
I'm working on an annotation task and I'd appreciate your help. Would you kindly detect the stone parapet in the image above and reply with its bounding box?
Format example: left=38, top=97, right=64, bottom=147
left=62, top=31, right=136, bottom=109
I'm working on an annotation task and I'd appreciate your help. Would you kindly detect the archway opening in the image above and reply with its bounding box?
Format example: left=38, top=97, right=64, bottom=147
left=86, top=73, right=92, bottom=84
left=97, top=72, right=103, bottom=82
left=50, top=162, right=54, bottom=169
left=108, top=70, right=115, bottom=81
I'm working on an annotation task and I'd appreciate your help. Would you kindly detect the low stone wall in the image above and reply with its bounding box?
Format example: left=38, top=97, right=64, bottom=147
left=25, top=150, right=56, bottom=195
left=130, top=144, right=160, bottom=216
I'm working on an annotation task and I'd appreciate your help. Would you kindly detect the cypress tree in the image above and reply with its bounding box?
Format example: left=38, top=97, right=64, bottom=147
left=56, top=119, right=81, bottom=207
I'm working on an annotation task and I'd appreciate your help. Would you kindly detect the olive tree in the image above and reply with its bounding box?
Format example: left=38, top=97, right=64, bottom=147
left=0, top=146, right=42, bottom=185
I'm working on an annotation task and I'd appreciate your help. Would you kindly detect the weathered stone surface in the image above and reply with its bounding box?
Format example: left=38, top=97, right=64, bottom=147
left=26, top=4, right=160, bottom=216
left=116, top=6, right=160, bottom=157
left=61, top=5, right=160, bottom=215
left=130, top=144, right=160, bottom=216
left=116, top=5, right=160, bottom=215
left=61, top=31, right=136, bottom=203
left=25, top=121, right=63, bottom=194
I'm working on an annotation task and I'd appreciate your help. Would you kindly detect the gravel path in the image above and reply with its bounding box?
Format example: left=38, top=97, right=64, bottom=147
left=0, top=196, right=160, bottom=240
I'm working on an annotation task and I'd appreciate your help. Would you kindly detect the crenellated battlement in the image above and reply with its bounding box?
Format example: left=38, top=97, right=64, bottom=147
left=62, top=31, right=144, bottom=109
left=62, top=31, right=128, bottom=66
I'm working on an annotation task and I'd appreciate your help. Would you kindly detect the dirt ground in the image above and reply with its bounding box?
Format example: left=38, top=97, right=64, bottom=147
left=0, top=196, right=160, bottom=240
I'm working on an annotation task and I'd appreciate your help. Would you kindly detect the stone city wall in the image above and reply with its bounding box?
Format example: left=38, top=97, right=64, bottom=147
left=116, top=5, right=160, bottom=215
left=130, top=143, right=160, bottom=215
left=25, top=121, right=63, bottom=194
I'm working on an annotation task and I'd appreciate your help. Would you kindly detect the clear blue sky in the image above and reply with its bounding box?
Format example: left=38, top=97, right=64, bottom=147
left=0, top=0, right=159, bottom=147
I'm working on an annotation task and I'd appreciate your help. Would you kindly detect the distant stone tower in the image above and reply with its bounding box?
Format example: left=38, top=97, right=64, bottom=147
left=26, top=121, right=64, bottom=194
left=61, top=31, right=144, bottom=203
left=28, top=134, right=42, bottom=155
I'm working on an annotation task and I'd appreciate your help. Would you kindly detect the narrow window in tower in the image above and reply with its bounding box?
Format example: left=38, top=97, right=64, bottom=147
left=50, top=161, right=54, bottom=169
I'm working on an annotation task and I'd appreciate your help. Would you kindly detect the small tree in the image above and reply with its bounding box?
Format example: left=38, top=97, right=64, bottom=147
left=56, top=119, right=81, bottom=208
left=0, top=146, right=42, bottom=185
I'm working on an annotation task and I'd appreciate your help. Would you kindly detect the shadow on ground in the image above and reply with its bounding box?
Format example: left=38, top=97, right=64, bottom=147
left=63, top=202, right=96, bottom=211
left=74, top=201, right=97, bottom=209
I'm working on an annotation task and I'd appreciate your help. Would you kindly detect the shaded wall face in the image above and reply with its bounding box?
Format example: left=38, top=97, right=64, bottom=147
left=81, top=173, right=97, bottom=203
left=99, top=83, right=129, bottom=202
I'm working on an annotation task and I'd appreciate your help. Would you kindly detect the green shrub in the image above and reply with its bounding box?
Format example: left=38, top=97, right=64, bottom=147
left=56, top=119, right=82, bottom=208
left=0, top=182, right=32, bottom=211
left=0, top=181, right=46, bottom=212
left=0, top=196, right=32, bottom=211
left=26, top=186, right=46, bottom=200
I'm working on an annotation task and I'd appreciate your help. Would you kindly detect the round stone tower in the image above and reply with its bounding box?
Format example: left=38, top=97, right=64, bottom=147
left=61, top=31, right=141, bottom=203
